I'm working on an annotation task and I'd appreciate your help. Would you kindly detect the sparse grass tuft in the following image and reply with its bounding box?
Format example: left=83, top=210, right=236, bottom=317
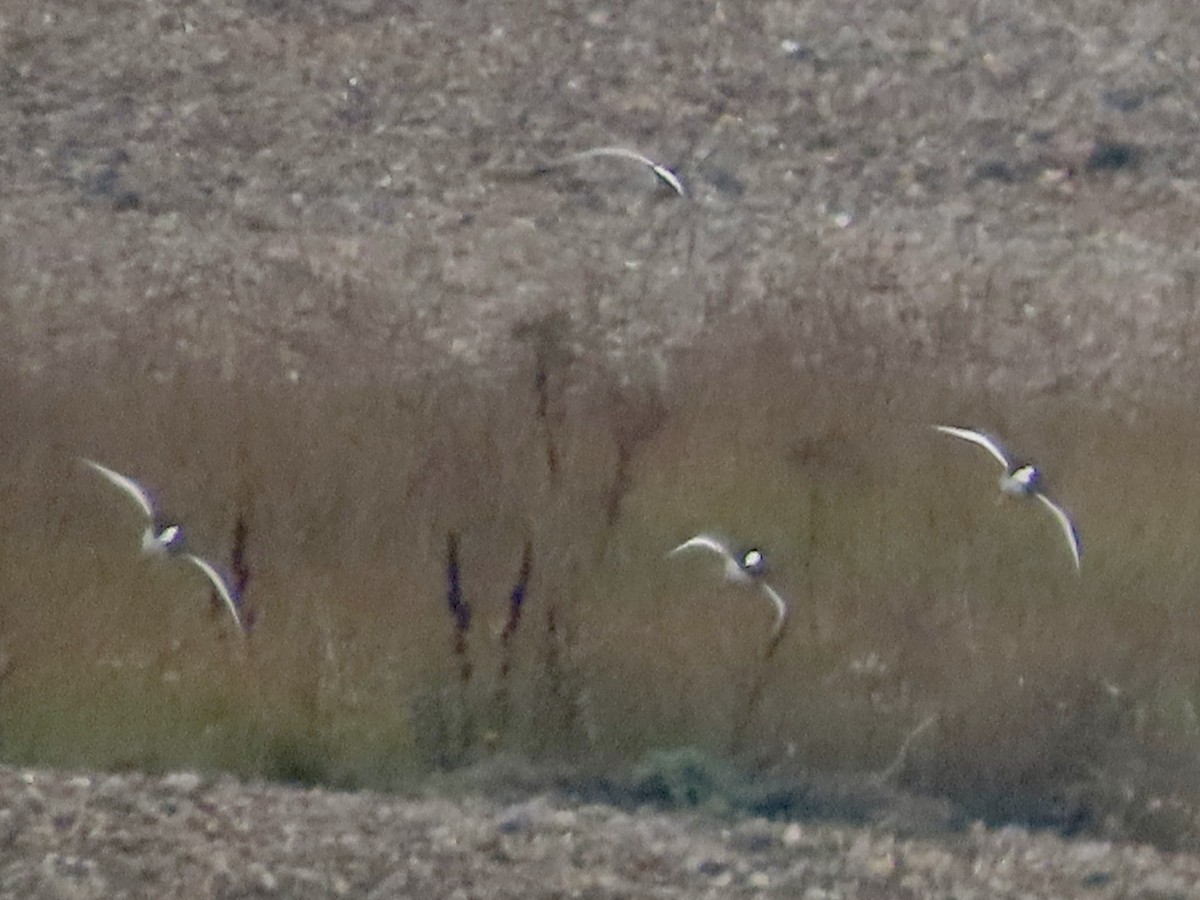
left=629, top=745, right=746, bottom=812
left=260, top=731, right=334, bottom=788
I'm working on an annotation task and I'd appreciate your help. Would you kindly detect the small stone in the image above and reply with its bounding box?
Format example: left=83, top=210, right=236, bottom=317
left=495, top=806, right=533, bottom=834
left=696, top=858, right=727, bottom=876
left=867, top=852, right=897, bottom=877
left=729, top=821, right=775, bottom=853
left=249, top=862, right=278, bottom=892
left=1081, top=871, right=1113, bottom=888
left=1086, top=140, right=1140, bottom=172
left=161, top=772, right=204, bottom=795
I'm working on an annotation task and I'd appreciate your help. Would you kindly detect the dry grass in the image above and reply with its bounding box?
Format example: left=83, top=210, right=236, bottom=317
left=3, top=345, right=1200, bottom=846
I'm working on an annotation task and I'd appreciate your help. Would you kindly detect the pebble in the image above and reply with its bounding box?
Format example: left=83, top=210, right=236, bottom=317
left=496, top=805, right=534, bottom=834
left=782, top=823, right=805, bottom=847
left=161, top=772, right=204, bottom=795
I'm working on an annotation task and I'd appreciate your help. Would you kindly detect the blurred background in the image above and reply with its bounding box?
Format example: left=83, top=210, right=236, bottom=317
left=3, top=0, right=1200, bottom=850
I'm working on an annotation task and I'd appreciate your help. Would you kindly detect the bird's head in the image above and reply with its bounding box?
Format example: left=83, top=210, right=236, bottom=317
left=738, top=548, right=768, bottom=578
left=153, top=523, right=187, bottom=555
left=1009, top=464, right=1043, bottom=493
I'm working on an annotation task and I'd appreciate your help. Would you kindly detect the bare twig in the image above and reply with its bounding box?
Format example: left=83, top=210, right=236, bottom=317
left=445, top=531, right=472, bottom=685
left=500, top=539, right=534, bottom=658
left=492, top=538, right=535, bottom=747
left=874, top=713, right=939, bottom=785
left=215, top=511, right=254, bottom=632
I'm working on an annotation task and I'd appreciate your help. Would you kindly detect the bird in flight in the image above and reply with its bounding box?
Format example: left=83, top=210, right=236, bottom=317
left=80, top=458, right=246, bottom=633
left=493, top=146, right=688, bottom=197
left=667, top=534, right=789, bottom=655
left=932, top=426, right=1082, bottom=571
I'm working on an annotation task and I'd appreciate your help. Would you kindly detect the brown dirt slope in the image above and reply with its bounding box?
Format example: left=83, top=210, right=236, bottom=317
left=2, top=0, right=1200, bottom=402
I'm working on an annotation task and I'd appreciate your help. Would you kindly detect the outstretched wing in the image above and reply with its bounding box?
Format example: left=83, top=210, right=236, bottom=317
left=759, top=582, right=790, bottom=657
left=563, top=147, right=688, bottom=197
left=667, top=533, right=732, bottom=561
left=933, top=426, right=1012, bottom=470
left=1034, top=493, right=1083, bottom=572
left=81, top=458, right=156, bottom=521
left=183, top=553, right=245, bottom=633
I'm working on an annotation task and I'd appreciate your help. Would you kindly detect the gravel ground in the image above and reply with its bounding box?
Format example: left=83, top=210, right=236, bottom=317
left=3, top=0, right=1200, bottom=402
left=4, top=764, right=1200, bottom=899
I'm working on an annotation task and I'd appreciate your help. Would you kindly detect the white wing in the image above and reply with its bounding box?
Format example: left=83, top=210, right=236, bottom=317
left=1034, top=493, right=1083, bottom=572
left=759, top=582, right=790, bottom=655
left=81, top=458, right=156, bottom=521
left=667, top=533, right=733, bottom=562
left=566, top=147, right=687, bottom=197
left=933, top=426, right=1012, bottom=470
left=183, top=553, right=245, bottom=633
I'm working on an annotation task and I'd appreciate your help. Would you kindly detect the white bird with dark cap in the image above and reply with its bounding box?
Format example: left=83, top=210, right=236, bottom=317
left=933, top=426, right=1082, bottom=571
left=667, top=534, right=789, bottom=654
left=81, top=458, right=245, bottom=632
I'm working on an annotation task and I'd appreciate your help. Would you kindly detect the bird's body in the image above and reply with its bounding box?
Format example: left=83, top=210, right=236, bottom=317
left=933, top=426, right=1082, bottom=570
left=667, top=534, right=789, bottom=652
left=81, top=458, right=245, bottom=633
